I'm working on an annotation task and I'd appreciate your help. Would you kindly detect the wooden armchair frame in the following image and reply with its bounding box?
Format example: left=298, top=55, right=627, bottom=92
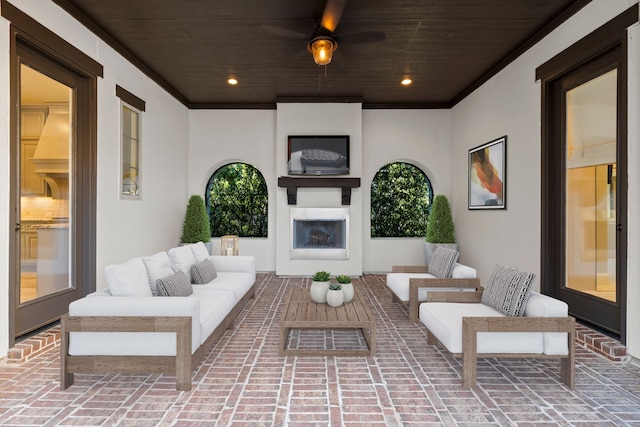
left=391, top=265, right=481, bottom=323
left=423, top=285, right=576, bottom=389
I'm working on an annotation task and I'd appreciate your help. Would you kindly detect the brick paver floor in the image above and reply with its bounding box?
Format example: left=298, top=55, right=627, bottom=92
left=1, top=273, right=639, bottom=426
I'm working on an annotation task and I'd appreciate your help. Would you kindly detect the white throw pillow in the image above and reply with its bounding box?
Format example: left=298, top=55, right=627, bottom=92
left=142, top=251, right=174, bottom=296
left=189, top=241, right=210, bottom=263
left=168, top=245, right=197, bottom=277
left=105, top=258, right=152, bottom=297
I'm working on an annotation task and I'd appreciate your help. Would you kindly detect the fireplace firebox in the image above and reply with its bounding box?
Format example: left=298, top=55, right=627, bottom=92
left=289, top=208, right=349, bottom=260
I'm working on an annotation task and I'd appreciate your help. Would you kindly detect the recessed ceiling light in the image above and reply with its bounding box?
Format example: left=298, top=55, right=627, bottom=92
left=227, top=78, right=238, bottom=85
left=401, top=78, right=412, bottom=86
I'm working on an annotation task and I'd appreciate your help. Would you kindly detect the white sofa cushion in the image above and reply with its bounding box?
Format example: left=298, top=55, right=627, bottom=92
left=68, top=295, right=201, bottom=355
left=142, top=251, right=174, bottom=296
left=105, top=258, right=152, bottom=297
left=388, top=272, right=435, bottom=301
left=525, top=292, right=569, bottom=355
left=452, top=264, right=477, bottom=279
left=428, top=247, right=459, bottom=278
left=188, top=241, right=210, bottom=263
left=197, top=272, right=255, bottom=303
left=419, top=302, right=544, bottom=354
left=209, top=256, right=257, bottom=283
left=192, top=288, right=236, bottom=345
left=168, top=245, right=197, bottom=278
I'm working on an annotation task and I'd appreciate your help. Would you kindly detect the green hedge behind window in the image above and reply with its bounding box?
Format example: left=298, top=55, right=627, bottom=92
left=206, top=163, right=268, bottom=237
left=371, top=162, right=432, bottom=237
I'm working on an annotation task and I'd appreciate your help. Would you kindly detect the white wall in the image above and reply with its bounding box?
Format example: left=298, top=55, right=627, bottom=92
left=362, top=109, right=452, bottom=271
left=188, top=110, right=276, bottom=272
left=451, top=0, right=640, bottom=357
left=0, top=0, right=189, bottom=358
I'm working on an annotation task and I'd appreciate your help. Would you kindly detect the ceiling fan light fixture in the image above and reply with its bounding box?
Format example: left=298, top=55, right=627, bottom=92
left=308, top=37, right=337, bottom=66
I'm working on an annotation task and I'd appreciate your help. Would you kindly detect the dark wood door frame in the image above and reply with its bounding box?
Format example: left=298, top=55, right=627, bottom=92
left=3, top=1, right=102, bottom=345
left=536, top=5, right=637, bottom=342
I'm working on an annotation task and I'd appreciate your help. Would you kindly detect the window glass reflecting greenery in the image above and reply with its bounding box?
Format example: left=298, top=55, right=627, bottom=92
left=206, top=163, right=268, bottom=237
left=371, top=162, right=432, bottom=237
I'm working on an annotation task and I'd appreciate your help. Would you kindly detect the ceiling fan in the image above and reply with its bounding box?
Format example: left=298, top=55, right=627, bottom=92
left=260, top=0, right=386, bottom=66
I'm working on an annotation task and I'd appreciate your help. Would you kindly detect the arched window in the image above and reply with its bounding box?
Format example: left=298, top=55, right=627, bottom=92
left=371, top=162, right=433, bottom=237
left=206, top=163, right=268, bottom=237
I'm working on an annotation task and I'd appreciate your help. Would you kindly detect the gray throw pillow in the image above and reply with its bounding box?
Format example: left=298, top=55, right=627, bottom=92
left=191, top=258, right=217, bottom=284
left=428, top=246, right=459, bottom=278
left=156, top=270, right=193, bottom=297
left=481, top=264, right=535, bottom=317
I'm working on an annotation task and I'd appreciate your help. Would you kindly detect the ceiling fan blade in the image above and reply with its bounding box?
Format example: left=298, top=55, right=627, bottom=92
left=259, top=25, right=309, bottom=40
left=337, top=30, right=386, bottom=44
left=321, top=0, right=346, bottom=33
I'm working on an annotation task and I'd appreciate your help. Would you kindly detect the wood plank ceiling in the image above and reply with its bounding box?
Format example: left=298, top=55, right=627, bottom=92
left=53, top=0, right=590, bottom=108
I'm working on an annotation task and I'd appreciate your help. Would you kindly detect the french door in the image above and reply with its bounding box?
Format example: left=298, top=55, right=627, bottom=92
left=8, top=15, right=99, bottom=342
left=541, top=46, right=627, bottom=339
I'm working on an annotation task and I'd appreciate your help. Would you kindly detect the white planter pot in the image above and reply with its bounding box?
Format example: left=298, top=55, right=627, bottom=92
left=341, top=283, right=354, bottom=303
left=326, top=289, right=344, bottom=307
left=310, top=281, right=330, bottom=303
left=424, top=242, right=458, bottom=265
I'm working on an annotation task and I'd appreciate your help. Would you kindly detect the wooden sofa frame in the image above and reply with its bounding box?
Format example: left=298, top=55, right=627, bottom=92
left=61, top=284, right=255, bottom=391
left=391, top=265, right=481, bottom=323
left=422, top=281, right=576, bottom=389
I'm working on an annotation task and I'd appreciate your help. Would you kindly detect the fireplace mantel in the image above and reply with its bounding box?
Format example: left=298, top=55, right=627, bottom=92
left=278, top=177, right=361, bottom=205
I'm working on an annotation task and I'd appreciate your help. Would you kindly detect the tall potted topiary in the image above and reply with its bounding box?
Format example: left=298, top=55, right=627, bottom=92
left=181, top=195, right=212, bottom=254
left=425, top=194, right=456, bottom=264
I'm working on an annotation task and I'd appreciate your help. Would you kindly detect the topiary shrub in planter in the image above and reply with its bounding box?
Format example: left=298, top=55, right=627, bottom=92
left=424, top=194, right=457, bottom=264
left=181, top=195, right=212, bottom=253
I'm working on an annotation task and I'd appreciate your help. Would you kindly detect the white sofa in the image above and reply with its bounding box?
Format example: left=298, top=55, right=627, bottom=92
left=60, top=242, right=256, bottom=391
left=387, top=263, right=478, bottom=322
left=419, top=267, right=575, bottom=388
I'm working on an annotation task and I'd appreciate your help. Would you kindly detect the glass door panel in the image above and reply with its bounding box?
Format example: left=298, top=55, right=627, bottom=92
left=565, top=69, right=617, bottom=303
left=19, top=64, right=73, bottom=304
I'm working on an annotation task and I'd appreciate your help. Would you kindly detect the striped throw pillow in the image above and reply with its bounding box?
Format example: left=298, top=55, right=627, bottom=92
left=481, top=264, right=535, bottom=317
left=191, top=259, right=217, bottom=284
left=428, top=246, right=459, bottom=278
left=156, top=270, right=193, bottom=297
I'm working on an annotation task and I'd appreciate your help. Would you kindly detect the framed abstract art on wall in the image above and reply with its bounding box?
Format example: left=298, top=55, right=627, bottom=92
left=468, top=136, right=506, bottom=210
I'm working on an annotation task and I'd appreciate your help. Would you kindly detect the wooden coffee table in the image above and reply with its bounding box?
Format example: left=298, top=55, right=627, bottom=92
left=279, top=287, right=375, bottom=357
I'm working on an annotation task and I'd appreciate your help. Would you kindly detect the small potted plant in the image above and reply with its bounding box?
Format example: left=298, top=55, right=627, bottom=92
left=335, top=275, right=354, bottom=303
left=326, top=282, right=344, bottom=307
left=310, top=271, right=331, bottom=303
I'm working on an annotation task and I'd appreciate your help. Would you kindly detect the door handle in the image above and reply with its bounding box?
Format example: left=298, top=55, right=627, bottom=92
left=616, top=224, right=622, bottom=231
left=15, top=223, right=21, bottom=231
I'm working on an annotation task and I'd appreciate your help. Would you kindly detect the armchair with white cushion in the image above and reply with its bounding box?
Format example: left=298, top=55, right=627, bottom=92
left=419, top=264, right=575, bottom=388
left=387, top=246, right=478, bottom=322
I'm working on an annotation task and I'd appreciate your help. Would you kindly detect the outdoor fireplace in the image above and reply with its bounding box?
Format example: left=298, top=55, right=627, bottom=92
left=290, top=208, right=349, bottom=260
